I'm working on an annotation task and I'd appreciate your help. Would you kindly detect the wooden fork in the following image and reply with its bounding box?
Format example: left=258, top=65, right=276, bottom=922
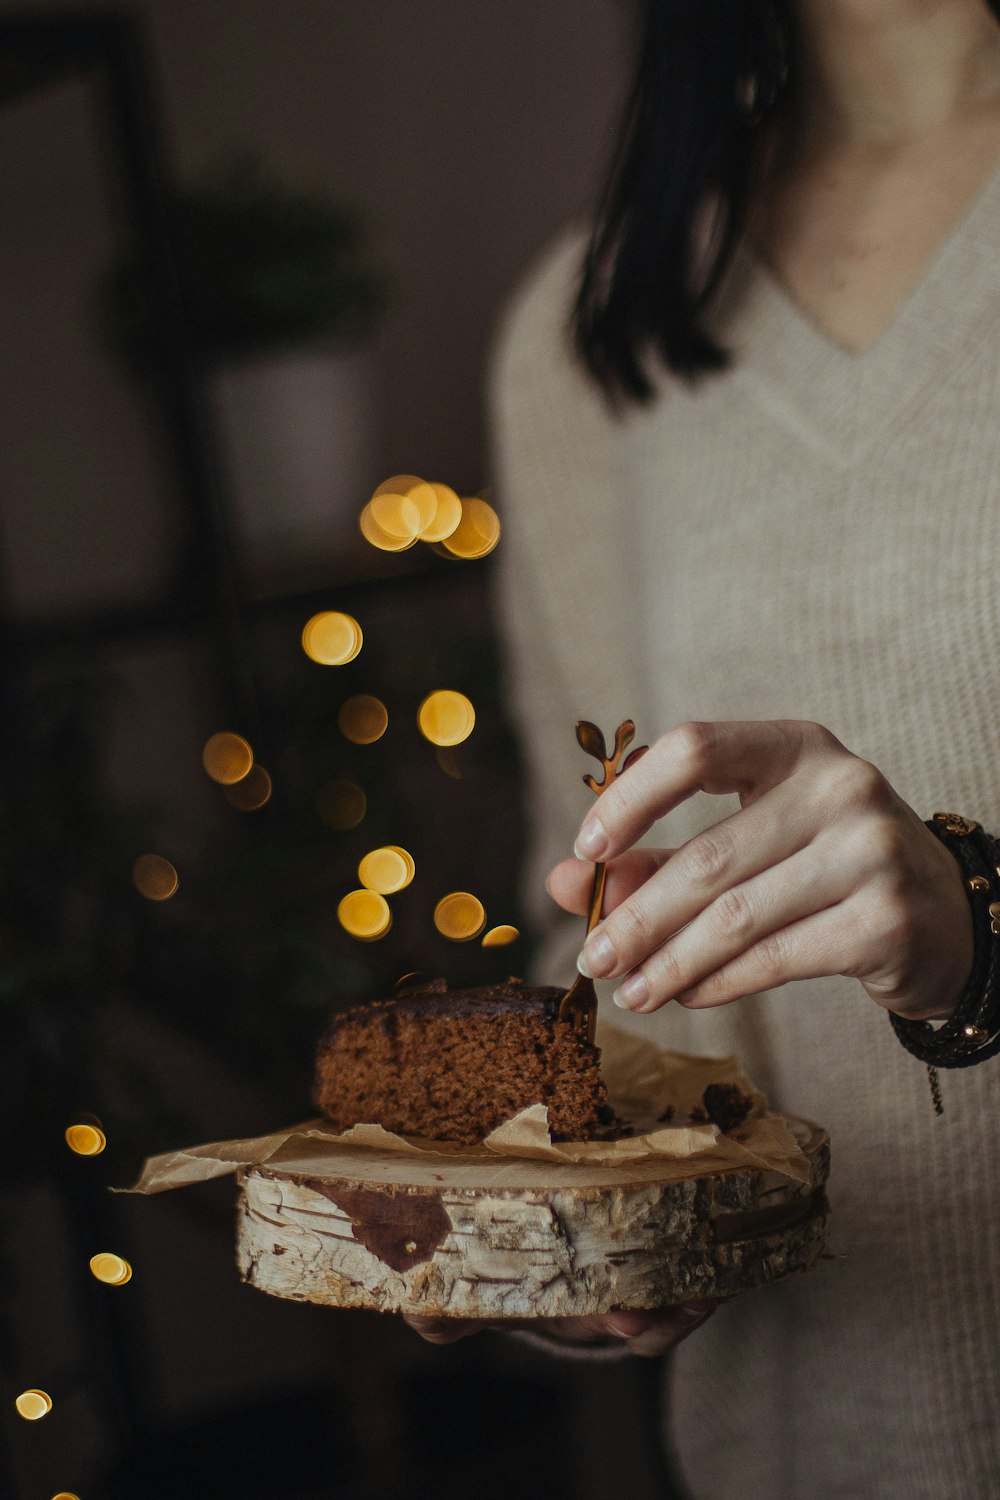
left=558, top=718, right=646, bottom=1042
left=558, top=859, right=607, bottom=1041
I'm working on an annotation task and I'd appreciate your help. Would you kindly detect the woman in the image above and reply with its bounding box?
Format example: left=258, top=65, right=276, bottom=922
left=411, top=1, right=1000, bottom=1494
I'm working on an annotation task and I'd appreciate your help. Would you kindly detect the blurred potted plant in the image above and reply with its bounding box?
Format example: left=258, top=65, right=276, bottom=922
left=101, top=155, right=388, bottom=578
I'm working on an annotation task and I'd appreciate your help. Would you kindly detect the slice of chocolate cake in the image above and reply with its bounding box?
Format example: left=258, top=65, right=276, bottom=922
left=313, top=981, right=610, bottom=1144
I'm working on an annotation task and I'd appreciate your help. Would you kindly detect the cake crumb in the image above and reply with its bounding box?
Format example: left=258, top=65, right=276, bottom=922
left=702, top=1083, right=752, bottom=1134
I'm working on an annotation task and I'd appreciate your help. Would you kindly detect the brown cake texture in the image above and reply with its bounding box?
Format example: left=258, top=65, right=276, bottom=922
left=313, top=980, right=611, bottom=1144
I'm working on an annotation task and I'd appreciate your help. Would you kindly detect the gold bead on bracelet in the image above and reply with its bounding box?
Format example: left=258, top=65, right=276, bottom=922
left=933, top=812, right=981, bottom=837
left=962, top=1024, right=991, bottom=1044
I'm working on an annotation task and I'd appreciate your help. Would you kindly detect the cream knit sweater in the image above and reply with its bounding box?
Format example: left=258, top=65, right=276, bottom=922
left=490, top=173, right=1000, bottom=1499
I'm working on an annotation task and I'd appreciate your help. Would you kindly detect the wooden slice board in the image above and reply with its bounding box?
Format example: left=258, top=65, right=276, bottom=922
left=236, top=1116, right=830, bottom=1319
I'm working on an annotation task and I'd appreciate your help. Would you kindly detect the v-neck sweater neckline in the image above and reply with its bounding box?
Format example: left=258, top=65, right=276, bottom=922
left=715, top=160, right=1000, bottom=468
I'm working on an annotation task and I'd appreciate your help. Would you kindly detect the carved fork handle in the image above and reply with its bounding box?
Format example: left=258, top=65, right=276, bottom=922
left=586, top=862, right=607, bottom=936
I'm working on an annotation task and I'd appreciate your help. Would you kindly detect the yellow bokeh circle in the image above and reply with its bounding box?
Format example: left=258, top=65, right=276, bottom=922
left=359, top=501, right=418, bottom=552
left=481, top=925, right=520, bottom=948
left=419, top=483, right=463, bottom=542
left=440, top=497, right=501, bottom=559
left=369, top=491, right=422, bottom=541
left=15, top=1390, right=52, bottom=1421
left=338, top=694, right=389, bottom=745
left=65, top=1123, right=106, bottom=1156
left=418, top=690, right=475, bottom=747
left=403, top=482, right=440, bottom=535
left=385, top=846, right=416, bottom=888
left=90, top=1253, right=133, bottom=1286
left=371, top=473, right=424, bottom=498
left=361, top=476, right=475, bottom=551
left=368, top=475, right=439, bottom=539
left=302, top=612, right=363, bottom=666
left=201, top=732, right=253, bottom=785
left=132, top=855, right=179, bottom=902
left=358, top=846, right=415, bottom=895
left=338, top=889, right=392, bottom=941
left=434, top=892, right=486, bottom=942
left=51, top=1493, right=82, bottom=1500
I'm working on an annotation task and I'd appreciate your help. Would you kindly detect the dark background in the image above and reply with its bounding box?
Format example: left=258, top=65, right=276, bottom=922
left=0, top=4, right=679, bottom=1497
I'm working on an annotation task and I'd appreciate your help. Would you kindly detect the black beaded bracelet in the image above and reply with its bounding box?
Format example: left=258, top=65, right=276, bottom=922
left=889, top=813, right=1000, bottom=1113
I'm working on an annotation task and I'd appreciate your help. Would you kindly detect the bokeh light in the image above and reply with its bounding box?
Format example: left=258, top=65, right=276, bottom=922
left=89, top=1253, right=133, bottom=1286
left=440, top=497, right=501, bottom=559
left=385, top=845, right=416, bottom=887
left=418, top=690, right=475, bottom=746
left=404, top=481, right=442, bottom=535
left=482, top=925, right=520, bottom=947
left=371, top=473, right=423, bottom=498
left=51, top=1493, right=82, bottom=1499
left=15, top=1390, right=52, bottom=1421
left=338, top=694, right=388, bottom=745
left=419, top=482, right=463, bottom=542
left=371, top=475, right=439, bottom=536
left=132, top=855, right=179, bottom=901
left=338, top=889, right=392, bottom=941
left=223, top=765, right=272, bottom=811
left=369, top=491, right=422, bottom=541
left=65, top=1123, right=106, bottom=1157
left=359, top=501, right=419, bottom=552
left=361, top=475, right=473, bottom=551
left=358, top=846, right=415, bottom=895
left=316, top=779, right=367, bottom=831
left=302, top=612, right=363, bottom=665
left=201, top=731, right=253, bottom=785
left=434, top=892, right=486, bottom=942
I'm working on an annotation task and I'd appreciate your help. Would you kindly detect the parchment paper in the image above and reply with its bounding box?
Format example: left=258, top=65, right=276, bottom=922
left=125, top=1025, right=812, bottom=1194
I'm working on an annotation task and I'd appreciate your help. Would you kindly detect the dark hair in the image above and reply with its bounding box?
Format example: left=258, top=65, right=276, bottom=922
left=573, top=0, right=795, bottom=403
left=576, top=0, right=1000, bottom=403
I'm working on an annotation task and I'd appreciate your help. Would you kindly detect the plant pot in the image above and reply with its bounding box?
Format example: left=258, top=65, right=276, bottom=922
left=210, top=341, right=379, bottom=585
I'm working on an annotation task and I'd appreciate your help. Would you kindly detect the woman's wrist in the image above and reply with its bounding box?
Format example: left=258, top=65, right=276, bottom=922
left=889, top=814, right=1000, bottom=1091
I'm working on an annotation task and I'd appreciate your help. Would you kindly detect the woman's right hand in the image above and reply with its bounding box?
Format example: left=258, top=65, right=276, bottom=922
left=404, top=1301, right=716, bottom=1357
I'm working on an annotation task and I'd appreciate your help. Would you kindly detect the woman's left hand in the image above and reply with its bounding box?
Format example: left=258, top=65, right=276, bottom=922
left=550, top=720, right=973, bottom=1023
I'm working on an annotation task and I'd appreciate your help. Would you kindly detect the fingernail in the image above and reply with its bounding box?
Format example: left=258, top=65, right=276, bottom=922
left=580, top=930, right=616, bottom=978
left=574, top=817, right=608, bottom=861
left=605, top=1312, right=647, bottom=1337
left=613, top=973, right=649, bottom=1010
left=679, top=1301, right=715, bottom=1319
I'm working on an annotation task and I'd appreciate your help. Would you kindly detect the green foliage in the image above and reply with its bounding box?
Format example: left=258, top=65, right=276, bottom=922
left=100, top=155, right=387, bottom=370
